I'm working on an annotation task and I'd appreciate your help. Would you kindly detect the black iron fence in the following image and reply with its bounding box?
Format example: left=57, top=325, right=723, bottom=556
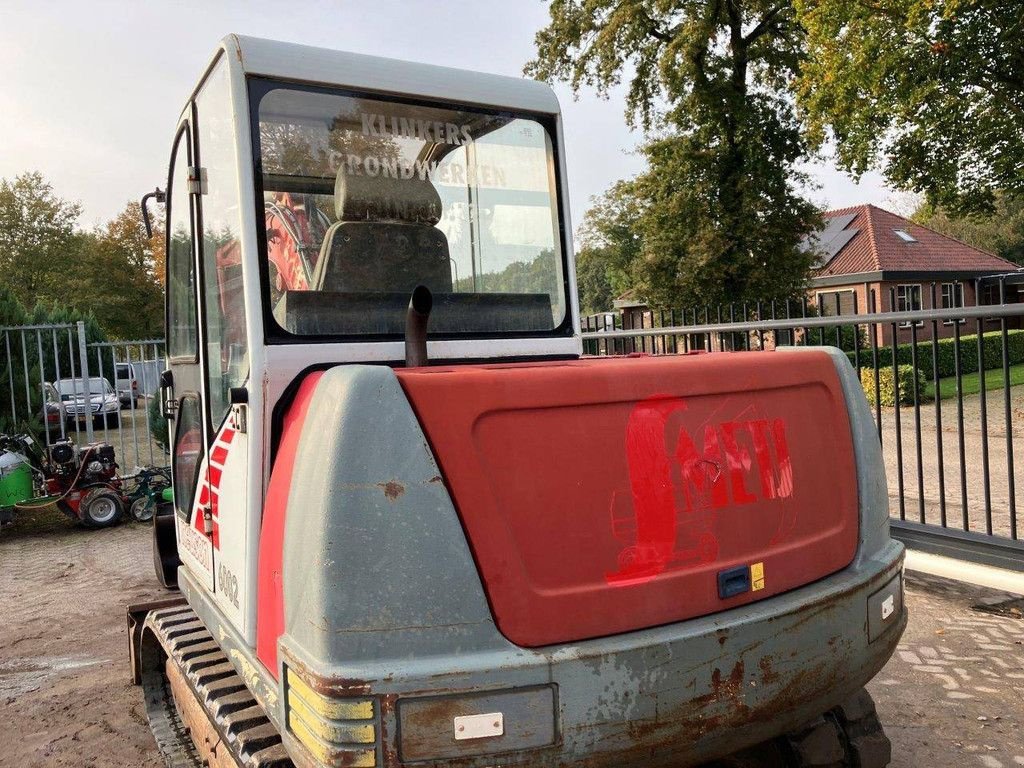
left=584, top=301, right=1024, bottom=571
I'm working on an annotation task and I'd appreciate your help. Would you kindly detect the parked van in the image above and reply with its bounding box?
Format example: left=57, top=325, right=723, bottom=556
left=114, top=363, right=139, bottom=408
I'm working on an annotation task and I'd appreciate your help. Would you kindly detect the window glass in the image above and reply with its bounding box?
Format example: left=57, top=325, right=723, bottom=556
left=168, top=131, right=198, bottom=358
left=197, top=61, right=249, bottom=426
left=819, top=290, right=855, bottom=317
left=173, top=396, right=203, bottom=521
left=941, top=282, right=964, bottom=309
left=896, top=284, right=923, bottom=327
left=253, top=82, right=567, bottom=337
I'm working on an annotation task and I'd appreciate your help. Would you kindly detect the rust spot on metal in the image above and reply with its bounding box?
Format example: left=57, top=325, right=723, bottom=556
left=377, top=480, right=405, bottom=500
left=428, top=475, right=443, bottom=484
left=758, top=656, right=779, bottom=685
left=280, top=647, right=372, bottom=696
left=692, top=660, right=747, bottom=712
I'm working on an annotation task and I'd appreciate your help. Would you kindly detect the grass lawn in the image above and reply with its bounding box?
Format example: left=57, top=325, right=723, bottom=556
left=925, top=361, right=1024, bottom=400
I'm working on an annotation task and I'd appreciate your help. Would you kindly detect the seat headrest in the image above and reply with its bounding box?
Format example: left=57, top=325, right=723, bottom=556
left=334, top=171, right=442, bottom=225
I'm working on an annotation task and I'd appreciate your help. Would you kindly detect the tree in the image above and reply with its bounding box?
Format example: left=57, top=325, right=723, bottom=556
left=574, top=247, right=618, bottom=315
left=913, top=194, right=1024, bottom=265
left=528, top=1, right=819, bottom=307
left=75, top=202, right=165, bottom=339
left=573, top=181, right=643, bottom=314
left=0, top=172, right=82, bottom=308
left=796, top=0, right=1024, bottom=215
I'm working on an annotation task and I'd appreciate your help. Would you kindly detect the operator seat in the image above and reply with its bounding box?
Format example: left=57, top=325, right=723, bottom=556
left=311, top=171, right=452, bottom=294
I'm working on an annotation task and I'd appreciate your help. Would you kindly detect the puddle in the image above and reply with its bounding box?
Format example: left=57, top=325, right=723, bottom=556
left=0, top=655, right=107, bottom=697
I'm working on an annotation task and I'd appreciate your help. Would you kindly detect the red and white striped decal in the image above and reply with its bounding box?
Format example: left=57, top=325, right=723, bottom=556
left=192, top=425, right=236, bottom=550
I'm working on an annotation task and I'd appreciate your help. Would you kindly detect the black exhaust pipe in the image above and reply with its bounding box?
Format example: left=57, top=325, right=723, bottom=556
left=405, top=285, right=433, bottom=367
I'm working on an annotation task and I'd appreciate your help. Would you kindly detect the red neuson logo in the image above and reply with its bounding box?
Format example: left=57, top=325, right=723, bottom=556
left=606, top=395, right=794, bottom=587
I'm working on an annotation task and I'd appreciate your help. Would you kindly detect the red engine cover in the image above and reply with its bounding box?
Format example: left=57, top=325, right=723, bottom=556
left=397, top=352, right=859, bottom=648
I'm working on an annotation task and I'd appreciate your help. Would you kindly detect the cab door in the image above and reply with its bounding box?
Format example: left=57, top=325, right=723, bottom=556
left=193, top=57, right=251, bottom=635
left=166, top=114, right=216, bottom=593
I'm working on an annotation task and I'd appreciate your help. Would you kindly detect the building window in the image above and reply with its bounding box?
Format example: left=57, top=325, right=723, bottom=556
left=896, top=284, right=923, bottom=327
left=894, top=229, right=918, bottom=243
left=979, top=284, right=1005, bottom=323
left=817, top=289, right=856, bottom=317
left=941, top=282, right=966, bottom=325
left=980, top=284, right=1002, bottom=305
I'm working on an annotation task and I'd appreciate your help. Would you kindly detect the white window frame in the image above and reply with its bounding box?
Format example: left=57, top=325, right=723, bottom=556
left=895, top=283, right=924, bottom=327
left=941, top=282, right=966, bottom=325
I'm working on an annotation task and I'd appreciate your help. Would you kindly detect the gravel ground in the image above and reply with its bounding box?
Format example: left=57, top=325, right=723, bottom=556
left=0, top=520, right=1020, bottom=767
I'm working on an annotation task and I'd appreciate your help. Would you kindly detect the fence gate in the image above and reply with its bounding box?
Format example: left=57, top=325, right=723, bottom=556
left=584, top=299, right=1024, bottom=573
left=1, top=320, right=167, bottom=473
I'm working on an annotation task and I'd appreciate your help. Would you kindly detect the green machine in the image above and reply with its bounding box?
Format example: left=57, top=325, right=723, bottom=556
left=0, top=447, right=35, bottom=524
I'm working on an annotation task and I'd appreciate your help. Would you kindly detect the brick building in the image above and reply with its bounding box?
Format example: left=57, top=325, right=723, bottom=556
left=807, top=204, right=1021, bottom=345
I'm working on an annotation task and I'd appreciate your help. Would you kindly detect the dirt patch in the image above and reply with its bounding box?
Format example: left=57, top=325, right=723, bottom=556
left=0, top=522, right=163, bottom=766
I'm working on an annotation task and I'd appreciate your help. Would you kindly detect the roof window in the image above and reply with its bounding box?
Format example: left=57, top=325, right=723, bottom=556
left=894, top=229, right=918, bottom=243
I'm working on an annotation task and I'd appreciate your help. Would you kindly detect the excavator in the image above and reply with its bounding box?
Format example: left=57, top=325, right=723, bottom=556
left=129, top=34, right=906, bottom=768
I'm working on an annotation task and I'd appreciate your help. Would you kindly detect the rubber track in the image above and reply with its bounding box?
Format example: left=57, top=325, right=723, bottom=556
left=141, top=605, right=293, bottom=768
left=709, top=688, right=891, bottom=767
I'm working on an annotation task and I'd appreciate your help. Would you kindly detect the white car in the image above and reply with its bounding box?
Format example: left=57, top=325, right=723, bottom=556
left=114, top=363, right=140, bottom=408
left=54, top=377, right=121, bottom=428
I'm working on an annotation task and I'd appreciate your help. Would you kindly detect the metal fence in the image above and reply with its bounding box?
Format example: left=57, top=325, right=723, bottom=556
left=584, top=300, right=1024, bottom=572
left=0, top=320, right=166, bottom=473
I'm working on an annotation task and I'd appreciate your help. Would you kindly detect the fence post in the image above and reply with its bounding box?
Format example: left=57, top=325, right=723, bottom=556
left=76, top=321, right=94, bottom=443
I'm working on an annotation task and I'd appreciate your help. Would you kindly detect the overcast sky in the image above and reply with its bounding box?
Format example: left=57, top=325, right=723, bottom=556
left=0, top=0, right=896, bottom=232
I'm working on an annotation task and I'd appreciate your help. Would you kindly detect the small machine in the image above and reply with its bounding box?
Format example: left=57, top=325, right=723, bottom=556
left=128, top=35, right=906, bottom=768
left=0, top=433, right=124, bottom=529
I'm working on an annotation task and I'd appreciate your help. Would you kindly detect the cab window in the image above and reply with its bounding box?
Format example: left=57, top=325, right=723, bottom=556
left=167, top=129, right=197, bottom=359
left=196, top=59, right=249, bottom=426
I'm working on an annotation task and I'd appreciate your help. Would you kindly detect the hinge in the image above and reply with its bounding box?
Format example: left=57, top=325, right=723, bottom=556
left=187, top=166, right=208, bottom=195
left=229, top=403, right=248, bottom=434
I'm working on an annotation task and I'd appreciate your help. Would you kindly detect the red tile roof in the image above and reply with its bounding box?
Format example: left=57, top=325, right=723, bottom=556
left=814, top=204, right=1018, bottom=277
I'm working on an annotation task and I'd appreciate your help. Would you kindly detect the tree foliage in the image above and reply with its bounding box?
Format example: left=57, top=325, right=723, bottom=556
left=0, top=172, right=82, bottom=306
left=913, top=194, right=1024, bottom=266
left=0, top=173, right=164, bottom=340
left=79, top=202, right=165, bottom=339
left=528, top=1, right=819, bottom=308
left=797, top=0, right=1024, bottom=215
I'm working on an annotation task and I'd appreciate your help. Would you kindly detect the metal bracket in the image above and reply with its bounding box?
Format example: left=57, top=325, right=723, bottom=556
left=230, top=403, right=248, bottom=435
left=187, top=166, right=208, bottom=195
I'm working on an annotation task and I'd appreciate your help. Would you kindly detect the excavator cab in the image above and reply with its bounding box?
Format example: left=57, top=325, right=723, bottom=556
left=135, top=34, right=905, bottom=768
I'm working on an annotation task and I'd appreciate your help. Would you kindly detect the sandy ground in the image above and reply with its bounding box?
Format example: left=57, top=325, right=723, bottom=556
left=878, top=385, right=1024, bottom=539
left=0, top=515, right=165, bottom=767
left=0, top=519, right=1021, bottom=767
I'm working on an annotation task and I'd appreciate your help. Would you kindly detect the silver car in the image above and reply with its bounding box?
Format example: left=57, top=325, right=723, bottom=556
left=54, top=377, right=121, bottom=428
left=113, top=363, right=140, bottom=408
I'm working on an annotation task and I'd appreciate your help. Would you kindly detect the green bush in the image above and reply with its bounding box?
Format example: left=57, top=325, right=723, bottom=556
left=861, top=364, right=926, bottom=407
left=849, top=329, right=1024, bottom=381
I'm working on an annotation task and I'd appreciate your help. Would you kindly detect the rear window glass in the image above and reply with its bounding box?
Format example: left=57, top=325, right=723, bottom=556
left=251, top=81, right=568, bottom=339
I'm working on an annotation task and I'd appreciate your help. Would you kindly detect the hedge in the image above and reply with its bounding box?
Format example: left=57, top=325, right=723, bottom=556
left=861, top=365, right=925, bottom=407
left=848, top=329, right=1024, bottom=381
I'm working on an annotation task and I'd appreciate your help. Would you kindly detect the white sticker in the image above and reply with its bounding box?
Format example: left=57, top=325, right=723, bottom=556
left=454, top=712, right=504, bottom=741
left=881, top=594, right=895, bottom=621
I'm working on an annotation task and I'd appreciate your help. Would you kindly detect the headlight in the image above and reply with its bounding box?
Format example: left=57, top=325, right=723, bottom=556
left=105, top=401, right=119, bottom=412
